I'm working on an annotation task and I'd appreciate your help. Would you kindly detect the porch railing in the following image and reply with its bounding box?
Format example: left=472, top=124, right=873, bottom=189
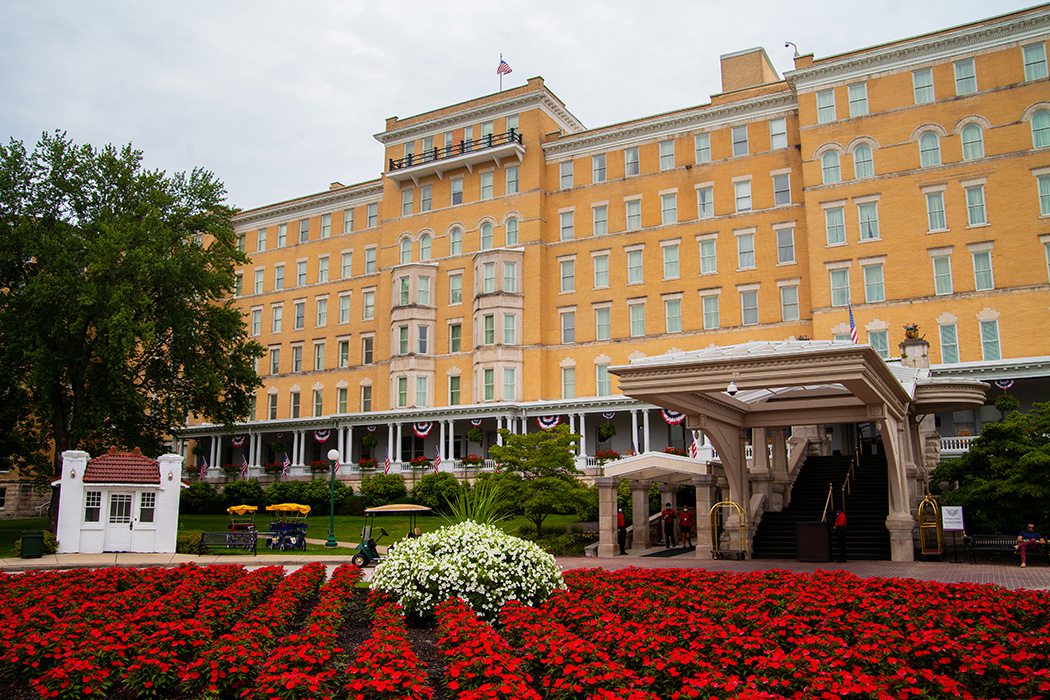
left=388, top=129, right=522, bottom=171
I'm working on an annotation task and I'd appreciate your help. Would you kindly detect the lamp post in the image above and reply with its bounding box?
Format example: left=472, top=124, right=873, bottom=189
left=326, top=448, right=340, bottom=547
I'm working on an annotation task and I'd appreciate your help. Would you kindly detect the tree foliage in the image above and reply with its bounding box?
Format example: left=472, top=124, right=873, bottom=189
left=0, top=131, right=263, bottom=479
left=931, top=401, right=1050, bottom=533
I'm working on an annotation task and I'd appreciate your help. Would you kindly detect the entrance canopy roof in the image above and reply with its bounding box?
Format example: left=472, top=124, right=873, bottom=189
left=603, top=451, right=711, bottom=484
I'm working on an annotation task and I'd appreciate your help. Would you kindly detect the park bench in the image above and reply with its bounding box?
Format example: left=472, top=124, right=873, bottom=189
left=198, top=530, right=257, bottom=556
left=963, top=534, right=1049, bottom=565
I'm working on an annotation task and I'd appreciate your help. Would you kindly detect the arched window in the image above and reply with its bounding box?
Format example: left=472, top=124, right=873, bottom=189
left=919, top=132, right=941, bottom=167
left=821, top=151, right=841, bottom=184
left=853, top=144, right=874, bottom=179
left=1032, top=109, right=1049, bottom=148
left=449, top=227, right=462, bottom=256
left=399, top=237, right=412, bottom=264
left=505, top=217, right=519, bottom=246
left=961, top=124, right=984, bottom=160
left=480, top=222, right=494, bottom=251
left=419, top=234, right=432, bottom=261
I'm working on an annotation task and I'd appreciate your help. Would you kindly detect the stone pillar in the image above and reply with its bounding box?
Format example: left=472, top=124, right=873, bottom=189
left=748, top=428, right=773, bottom=510
left=595, top=477, right=619, bottom=558
left=630, top=479, right=650, bottom=550
left=770, top=428, right=790, bottom=510
left=692, top=473, right=716, bottom=558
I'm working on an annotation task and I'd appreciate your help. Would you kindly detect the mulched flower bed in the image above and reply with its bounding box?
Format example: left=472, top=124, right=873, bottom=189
left=1, top=564, right=1047, bottom=698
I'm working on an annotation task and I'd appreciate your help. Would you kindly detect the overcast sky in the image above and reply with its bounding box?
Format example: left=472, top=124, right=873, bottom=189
left=1, top=1, right=1027, bottom=211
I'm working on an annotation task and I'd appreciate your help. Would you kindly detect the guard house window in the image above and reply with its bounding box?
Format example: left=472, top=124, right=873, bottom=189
left=773, top=173, right=791, bottom=205
left=506, top=217, right=519, bottom=245
left=659, top=140, right=675, bottom=170
left=138, top=492, right=156, bottom=523
left=481, top=222, right=494, bottom=250
left=848, top=82, right=868, bottom=117
left=830, top=268, right=850, bottom=307
left=592, top=154, right=606, bottom=182
left=1023, top=42, right=1048, bottom=81
left=734, top=180, right=751, bottom=212
left=740, top=289, right=759, bottom=326
left=954, top=58, right=977, bottom=95
left=299, top=218, right=309, bottom=243
left=731, top=125, right=748, bottom=156
left=816, top=89, right=836, bottom=124
left=913, top=68, right=935, bottom=104
left=480, top=172, right=493, bottom=200
left=695, top=133, right=711, bottom=163
left=560, top=161, right=573, bottom=189
left=961, top=124, right=984, bottom=160
left=84, top=491, right=101, bottom=522
left=366, top=203, right=378, bottom=228
left=853, top=145, right=874, bottom=179
left=451, top=178, right=463, bottom=206
left=624, top=147, right=640, bottom=176
left=626, top=199, right=641, bottom=231
left=770, top=118, right=787, bottom=149
left=593, top=205, right=608, bottom=236
left=506, top=166, right=519, bottom=194
left=559, top=211, right=574, bottom=241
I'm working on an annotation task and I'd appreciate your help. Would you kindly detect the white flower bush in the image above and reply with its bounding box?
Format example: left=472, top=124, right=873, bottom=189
left=370, top=520, right=564, bottom=620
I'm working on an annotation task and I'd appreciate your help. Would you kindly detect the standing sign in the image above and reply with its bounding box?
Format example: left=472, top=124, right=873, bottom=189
left=941, top=506, right=965, bottom=531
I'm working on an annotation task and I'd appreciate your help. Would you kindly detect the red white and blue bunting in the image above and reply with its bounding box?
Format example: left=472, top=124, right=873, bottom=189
left=536, top=415, right=561, bottom=430
left=601, top=412, right=616, bottom=420
left=413, top=422, right=434, bottom=438
left=230, top=435, right=246, bottom=448
left=994, top=379, right=1015, bottom=390
left=366, top=425, right=377, bottom=432
left=313, top=429, right=331, bottom=443
left=470, top=418, right=484, bottom=426
left=661, top=409, right=686, bottom=425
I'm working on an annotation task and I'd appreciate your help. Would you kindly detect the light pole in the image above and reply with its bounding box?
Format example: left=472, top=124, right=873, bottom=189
left=326, top=448, right=340, bottom=547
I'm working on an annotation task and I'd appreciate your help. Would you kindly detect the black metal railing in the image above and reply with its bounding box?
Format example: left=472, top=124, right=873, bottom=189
left=388, top=129, right=523, bottom=171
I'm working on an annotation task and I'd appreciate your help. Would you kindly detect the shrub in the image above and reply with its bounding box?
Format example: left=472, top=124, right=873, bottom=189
left=411, top=472, right=462, bottom=513
left=337, top=494, right=366, bottom=516
left=534, top=530, right=598, bottom=556
left=441, top=478, right=511, bottom=525
left=176, top=530, right=203, bottom=554
left=301, top=478, right=353, bottom=512
left=359, top=474, right=407, bottom=507
left=370, top=520, right=564, bottom=621
left=264, top=480, right=307, bottom=506
left=577, top=485, right=600, bottom=522
left=220, top=479, right=265, bottom=509
left=180, top=481, right=221, bottom=514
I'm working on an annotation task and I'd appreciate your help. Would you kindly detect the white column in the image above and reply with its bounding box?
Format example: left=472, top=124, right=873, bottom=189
left=395, top=423, right=403, bottom=463
left=631, top=411, right=639, bottom=454
left=211, top=435, right=220, bottom=469
left=569, top=414, right=576, bottom=435
left=447, top=420, right=455, bottom=460
left=387, top=427, right=395, bottom=464
left=247, top=433, right=255, bottom=468
left=336, top=427, right=344, bottom=466
left=344, top=426, right=353, bottom=464
left=642, top=410, right=651, bottom=453
left=496, top=417, right=504, bottom=446
left=579, top=412, right=588, bottom=458
left=299, top=430, right=306, bottom=466
left=439, top=420, right=446, bottom=461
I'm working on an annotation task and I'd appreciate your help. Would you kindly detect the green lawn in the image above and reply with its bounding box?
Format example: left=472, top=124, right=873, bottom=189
left=0, top=518, right=47, bottom=556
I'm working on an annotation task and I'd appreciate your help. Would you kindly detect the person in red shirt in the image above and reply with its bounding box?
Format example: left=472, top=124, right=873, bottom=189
left=617, top=507, right=627, bottom=555
left=678, top=506, right=695, bottom=550
left=661, top=502, right=677, bottom=548
left=834, top=510, right=847, bottom=562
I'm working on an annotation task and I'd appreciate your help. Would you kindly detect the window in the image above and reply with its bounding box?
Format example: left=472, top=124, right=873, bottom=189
left=135, top=491, right=156, bottom=524
left=481, top=222, right=494, bottom=250
left=1023, top=42, right=1048, bottom=81
left=624, top=147, right=640, bottom=176
left=503, top=262, right=517, bottom=292
left=627, top=249, right=644, bottom=283
left=272, top=304, right=283, bottom=333
left=702, top=294, right=719, bottom=330
left=397, top=377, right=407, bottom=408
left=559, top=211, right=574, bottom=241
left=480, top=172, right=493, bottom=200
left=740, top=289, right=759, bottom=326
left=399, top=238, right=412, bottom=264
left=853, top=144, right=874, bottom=179
left=697, top=186, right=714, bottom=219
left=592, top=154, right=606, bottom=182
left=449, top=323, right=462, bottom=352
left=595, top=306, right=611, bottom=340
left=237, top=232, right=245, bottom=252
left=961, top=124, right=984, bottom=160
left=416, top=377, right=428, bottom=406
left=596, top=364, right=611, bottom=397
left=503, top=313, right=516, bottom=344
left=561, top=366, right=576, bottom=399
left=629, top=302, right=645, bottom=337
left=664, top=299, right=682, bottom=333
left=362, top=336, right=374, bottom=364
left=397, top=326, right=409, bottom=355
left=506, top=217, right=519, bottom=245
left=939, top=323, right=959, bottom=363
left=736, top=232, right=755, bottom=269
left=858, top=201, right=880, bottom=240
left=560, top=311, right=575, bottom=343
left=816, top=89, right=836, bottom=124
left=269, top=347, right=280, bottom=374
left=482, top=262, right=496, bottom=293
left=972, top=249, right=994, bottom=290
left=593, top=205, right=608, bottom=236
left=830, top=268, right=850, bottom=307
left=1033, top=110, right=1050, bottom=148
left=484, top=368, right=496, bottom=401
left=362, top=290, right=375, bottom=320
left=626, top=199, right=641, bottom=230
left=919, top=132, right=940, bottom=167
left=593, top=254, right=609, bottom=288
left=503, top=368, right=516, bottom=400
left=296, top=260, right=307, bottom=287
left=483, top=314, right=495, bottom=344
left=560, top=259, right=575, bottom=292
left=770, top=118, right=787, bottom=149
left=293, top=301, right=305, bottom=330
left=290, top=391, right=300, bottom=418
left=449, top=376, right=461, bottom=406
left=659, top=140, right=675, bottom=170
left=449, top=273, right=462, bottom=304
left=404, top=141, right=415, bottom=160
left=868, top=330, right=889, bottom=358
left=863, top=263, right=885, bottom=303
left=933, top=255, right=953, bottom=295
left=341, top=252, right=352, bottom=279
left=954, top=58, right=977, bottom=95
left=926, top=191, right=947, bottom=231
left=292, top=344, right=302, bottom=371
left=256, top=228, right=267, bottom=252
left=251, top=308, right=261, bottom=336
left=731, top=125, right=748, bottom=156
left=780, top=285, right=799, bottom=321
left=1039, top=175, right=1050, bottom=216
left=776, top=227, right=795, bottom=264
left=773, top=173, right=791, bottom=205
left=663, top=243, right=680, bottom=279
left=980, top=319, right=1001, bottom=360
left=254, top=269, right=264, bottom=294
left=364, top=247, right=376, bottom=274
left=274, top=264, right=285, bottom=290
left=337, top=387, right=347, bottom=413
left=506, top=166, right=519, bottom=194
left=316, top=297, right=327, bottom=327
left=449, top=227, right=462, bottom=256
left=277, top=223, right=287, bottom=248
left=361, top=385, right=372, bottom=412
left=848, top=83, right=868, bottom=117
left=339, top=294, right=350, bottom=324
left=419, top=234, right=431, bottom=261
left=267, top=393, right=278, bottom=419
left=313, top=389, right=323, bottom=416
left=299, top=218, right=309, bottom=243
left=695, top=133, right=711, bottom=163
left=343, top=209, right=354, bottom=234
left=965, top=185, right=987, bottom=226
left=661, top=193, right=677, bottom=225
left=451, top=177, right=463, bottom=206
left=733, top=180, right=751, bottom=212
left=234, top=273, right=242, bottom=297
left=84, top=491, right=101, bottom=522
left=913, top=68, right=935, bottom=104
left=338, top=339, right=349, bottom=368
left=699, top=237, right=717, bottom=274
left=420, top=185, right=432, bottom=212
left=317, top=256, right=329, bottom=283
left=559, top=161, right=573, bottom=189
left=418, top=276, right=431, bottom=305
left=821, top=151, right=841, bottom=184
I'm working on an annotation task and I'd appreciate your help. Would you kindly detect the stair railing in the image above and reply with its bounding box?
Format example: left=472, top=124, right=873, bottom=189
left=820, top=482, right=834, bottom=523
left=839, top=448, right=858, bottom=514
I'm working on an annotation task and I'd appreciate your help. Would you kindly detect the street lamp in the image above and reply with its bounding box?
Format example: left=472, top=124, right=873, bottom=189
left=326, top=448, right=340, bottom=547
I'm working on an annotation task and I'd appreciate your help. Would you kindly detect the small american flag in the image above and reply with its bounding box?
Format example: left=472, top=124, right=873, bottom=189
left=688, top=432, right=700, bottom=460
left=433, top=445, right=442, bottom=474
left=282, top=453, right=290, bottom=479
left=240, top=454, right=249, bottom=480
left=848, top=305, right=859, bottom=345
left=497, top=59, right=512, bottom=76
left=199, top=456, right=208, bottom=480
left=383, top=451, right=392, bottom=475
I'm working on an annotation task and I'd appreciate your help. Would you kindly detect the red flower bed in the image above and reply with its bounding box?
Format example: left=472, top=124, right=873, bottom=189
left=344, top=602, right=432, bottom=699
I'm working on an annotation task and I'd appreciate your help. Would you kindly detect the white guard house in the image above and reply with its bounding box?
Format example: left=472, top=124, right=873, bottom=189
left=56, top=447, right=184, bottom=554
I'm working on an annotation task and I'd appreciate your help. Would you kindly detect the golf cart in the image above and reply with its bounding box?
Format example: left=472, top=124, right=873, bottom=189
left=265, top=503, right=311, bottom=551
left=351, top=503, right=432, bottom=567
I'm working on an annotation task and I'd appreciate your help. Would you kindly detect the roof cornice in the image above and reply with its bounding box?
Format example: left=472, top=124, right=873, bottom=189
left=233, top=181, right=384, bottom=229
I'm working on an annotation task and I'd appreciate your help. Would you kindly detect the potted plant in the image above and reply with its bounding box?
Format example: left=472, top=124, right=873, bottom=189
left=462, top=453, right=485, bottom=467
left=309, top=459, right=328, bottom=476
left=663, top=446, right=686, bottom=456
left=263, top=461, right=283, bottom=479
left=222, top=463, right=241, bottom=479
left=904, top=323, right=920, bottom=339
left=358, top=457, right=378, bottom=471
left=594, top=449, right=621, bottom=465
left=409, top=455, right=432, bottom=470
left=597, top=423, right=616, bottom=443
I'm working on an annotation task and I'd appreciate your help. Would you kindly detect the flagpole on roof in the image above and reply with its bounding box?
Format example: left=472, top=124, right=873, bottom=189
left=500, top=53, right=504, bottom=92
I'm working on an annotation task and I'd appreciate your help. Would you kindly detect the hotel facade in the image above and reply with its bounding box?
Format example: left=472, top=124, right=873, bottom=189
left=182, top=7, right=1049, bottom=533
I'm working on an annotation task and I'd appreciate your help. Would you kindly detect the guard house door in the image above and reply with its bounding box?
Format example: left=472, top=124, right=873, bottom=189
left=103, top=492, right=134, bottom=552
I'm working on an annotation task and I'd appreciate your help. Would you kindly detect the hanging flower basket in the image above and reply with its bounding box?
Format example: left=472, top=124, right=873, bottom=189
left=409, top=456, right=432, bottom=469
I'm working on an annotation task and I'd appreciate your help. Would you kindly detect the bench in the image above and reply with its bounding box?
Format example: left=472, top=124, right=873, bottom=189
left=198, top=530, right=257, bottom=556
left=964, top=534, right=1049, bottom=565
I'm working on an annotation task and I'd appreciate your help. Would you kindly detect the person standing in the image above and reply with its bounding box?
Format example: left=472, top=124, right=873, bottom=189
left=661, top=502, right=677, bottom=548
left=834, top=510, right=847, bottom=562
left=678, top=506, right=695, bottom=550
left=617, top=507, right=628, bottom=555
left=1016, top=523, right=1046, bottom=568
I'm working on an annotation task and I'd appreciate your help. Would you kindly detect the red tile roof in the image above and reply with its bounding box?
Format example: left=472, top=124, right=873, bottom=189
left=83, top=447, right=160, bottom=485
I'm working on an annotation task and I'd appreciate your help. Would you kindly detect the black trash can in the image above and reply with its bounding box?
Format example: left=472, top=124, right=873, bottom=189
left=20, top=530, right=44, bottom=559
left=796, top=522, right=831, bottom=562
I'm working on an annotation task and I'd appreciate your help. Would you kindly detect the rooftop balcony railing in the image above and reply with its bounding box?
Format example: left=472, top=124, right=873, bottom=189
left=386, top=129, right=524, bottom=185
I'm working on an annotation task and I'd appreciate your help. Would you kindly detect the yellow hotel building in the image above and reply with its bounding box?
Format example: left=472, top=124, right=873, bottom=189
left=184, top=6, right=1050, bottom=488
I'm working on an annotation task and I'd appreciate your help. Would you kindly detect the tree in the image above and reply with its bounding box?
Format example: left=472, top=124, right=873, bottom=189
left=0, top=132, right=263, bottom=496
left=931, top=402, right=1050, bottom=534
left=487, top=424, right=590, bottom=536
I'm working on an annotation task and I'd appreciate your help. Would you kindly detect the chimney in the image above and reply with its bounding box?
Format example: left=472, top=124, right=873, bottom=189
left=719, top=47, right=780, bottom=92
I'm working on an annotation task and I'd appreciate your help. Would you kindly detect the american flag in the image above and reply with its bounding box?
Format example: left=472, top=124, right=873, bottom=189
left=282, top=453, right=291, bottom=479
left=199, top=456, right=208, bottom=480
left=383, top=451, right=392, bottom=475
left=240, top=454, right=249, bottom=480
left=433, top=445, right=442, bottom=474
left=496, top=59, right=512, bottom=76
left=688, top=431, right=700, bottom=459
left=848, top=305, right=859, bottom=345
